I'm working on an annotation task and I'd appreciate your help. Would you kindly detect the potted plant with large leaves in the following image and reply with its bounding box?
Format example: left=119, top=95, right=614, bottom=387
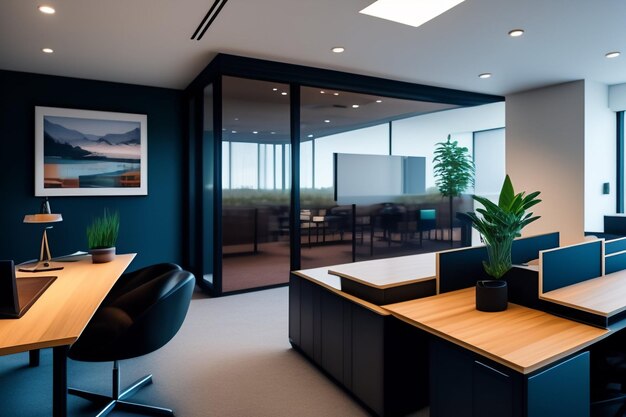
left=86, top=209, right=120, bottom=263
left=433, top=134, right=474, bottom=247
left=465, top=175, right=541, bottom=311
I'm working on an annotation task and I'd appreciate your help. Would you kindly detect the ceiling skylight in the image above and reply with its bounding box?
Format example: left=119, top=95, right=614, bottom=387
left=359, top=0, right=466, bottom=28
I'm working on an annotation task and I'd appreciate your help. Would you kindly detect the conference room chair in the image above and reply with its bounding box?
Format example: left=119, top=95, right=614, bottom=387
left=416, top=209, right=437, bottom=244
left=67, top=265, right=195, bottom=416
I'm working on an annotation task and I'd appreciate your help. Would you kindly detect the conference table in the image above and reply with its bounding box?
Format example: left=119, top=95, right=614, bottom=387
left=0, top=253, right=135, bottom=417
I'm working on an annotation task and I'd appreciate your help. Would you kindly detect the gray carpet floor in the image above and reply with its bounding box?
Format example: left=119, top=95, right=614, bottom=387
left=0, top=286, right=429, bottom=417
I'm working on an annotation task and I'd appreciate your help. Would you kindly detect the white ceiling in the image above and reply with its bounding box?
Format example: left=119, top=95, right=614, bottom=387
left=2, top=0, right=626, bottom=96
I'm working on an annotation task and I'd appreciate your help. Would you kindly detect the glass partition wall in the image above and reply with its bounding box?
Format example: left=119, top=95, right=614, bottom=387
left=220, top=77, right=291, bottom=293
left=188, top=54, right=504, bottom=295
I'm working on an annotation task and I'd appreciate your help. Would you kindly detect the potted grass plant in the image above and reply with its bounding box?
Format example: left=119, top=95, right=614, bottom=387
left=86, top=209, right=120, bottom=263
left=465, top=175, right=541, bottom=311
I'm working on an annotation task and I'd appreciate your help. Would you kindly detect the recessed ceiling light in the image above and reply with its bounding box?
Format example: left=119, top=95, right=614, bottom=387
left=42, top=48, right=54, bottom=54
left=271, top=131, right=276, bottom=134
left=606, top=51, right=621, bottom=59
left=352, top=104, right=360, bottom=108
left=253, top=131, right=258, bottom=134
left=234, top=117, right=239, bottom=121
left=478, top=73, right=492, bottom=79
left=320, top=90, right=326, bottom=94
left=376, top=99, right=383, bottom=103
left=332, top=47, right=345, bottom=53
left=231, top=130, right=237, bottom=133
left=333, top=92, right=339, bottom=96
left=508, top=29, right=524, bottom=37
left=308, top=134, right=314, bottom=138
left=281, top=92, right=288, bottom=96
left=38, top=5, right=55, bottom=14
left=324, top=120, right=330, bottom=123
left=360, top=0, right=465, bottom=28
left=272, top=88, right=278, bottom=91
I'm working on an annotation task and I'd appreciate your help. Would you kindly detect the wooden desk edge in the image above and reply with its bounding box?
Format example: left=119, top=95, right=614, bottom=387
left=384, top=308, right=609, bottom=375
left=538, top=293, right=625, bottom=318
left=328, top=269, right=436, bottom=289
left=0, top=337, right=76, bottom=356
left=292, top=271, right=390, bottom=316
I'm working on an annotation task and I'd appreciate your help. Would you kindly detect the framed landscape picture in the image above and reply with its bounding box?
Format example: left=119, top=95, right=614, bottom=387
left=35, top=106, right=147, bottom=196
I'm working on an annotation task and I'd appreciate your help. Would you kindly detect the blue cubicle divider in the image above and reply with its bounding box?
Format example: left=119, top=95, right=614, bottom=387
left=604, top=237, right=626, bottom=255
left=603, top=237, right=626, bottom=275
left=605, top=252, right=626, bottom=275
left=540, top=240, right=603, bottom=293
left=438, top=232, right=560, bottom=294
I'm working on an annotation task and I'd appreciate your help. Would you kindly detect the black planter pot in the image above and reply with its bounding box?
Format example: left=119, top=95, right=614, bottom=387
left=475, top=280, right=508, bottom=312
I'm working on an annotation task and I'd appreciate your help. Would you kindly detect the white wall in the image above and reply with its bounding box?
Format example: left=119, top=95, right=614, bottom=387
left=585, top=81, right=616, bottom=232
left=506, top=81, right=585, bottom=245
left=391, top=102, right=505, bottom=190
left=609, top=82, right=626, bottom=111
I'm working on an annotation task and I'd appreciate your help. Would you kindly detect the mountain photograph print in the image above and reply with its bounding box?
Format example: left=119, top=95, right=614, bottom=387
left=35, top=107, right=147, bottom=196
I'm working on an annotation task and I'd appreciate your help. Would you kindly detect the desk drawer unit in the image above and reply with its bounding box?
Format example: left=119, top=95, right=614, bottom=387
left=429, top=338, right=589, bottom=417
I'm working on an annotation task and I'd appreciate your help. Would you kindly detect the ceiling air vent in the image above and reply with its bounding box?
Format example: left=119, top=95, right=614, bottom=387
left=191, top=0, right=229, bottom=41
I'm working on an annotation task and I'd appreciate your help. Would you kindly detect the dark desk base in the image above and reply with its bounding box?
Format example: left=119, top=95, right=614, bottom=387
left=53, top=345, right=69, bottom=417
left=430, top=338, right=589, bottom=417
left=289, top=274, right=428, bottom=417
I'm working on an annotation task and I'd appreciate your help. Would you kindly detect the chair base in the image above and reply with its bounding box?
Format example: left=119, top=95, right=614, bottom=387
left=69, top=361, right=173, bottom=417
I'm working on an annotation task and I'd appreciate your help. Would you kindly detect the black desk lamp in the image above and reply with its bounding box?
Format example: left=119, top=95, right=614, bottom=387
left=20, top=197, right=64, bottom=272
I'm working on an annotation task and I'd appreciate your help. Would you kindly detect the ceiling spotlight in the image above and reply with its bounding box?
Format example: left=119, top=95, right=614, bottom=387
left=231, top=130, right=237, bottom=133
left=281, top=92, right=288, bottom=95
left=272, top=88, right=278, bottom=91
left=324, top=120, right=330, bottom=123
left=376, top=100, right=383, bottom=103
left=308, top=134, right=314, bottom=138
left=253, top=131, right=258, bottom=134
left=478, top=73, right=492, bottom=79
left=332, top=47, right=345, bottom=53
left=508, top=29, right=524, bottom=37
left=606, top=51, right=621, bottom=59
left=38, top=5, right=55, bottom=14
left=42, top=48, right=54, bottom=54
left=333, top=92, right=339, bottom=96
left=352, top=104, right=360, bottom=108
left=320, top=90, right=326, bottom=94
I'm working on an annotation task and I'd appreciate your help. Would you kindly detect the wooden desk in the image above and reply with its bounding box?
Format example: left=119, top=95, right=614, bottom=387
left=383, top=287, right=610, bottom=417
left=540, top=268, right=626, bottom=317
left=0, top=254, right=135, bottom=417
left=327, top=253, right=437, bottom=304
left=384, top=287, right=608, bottom=374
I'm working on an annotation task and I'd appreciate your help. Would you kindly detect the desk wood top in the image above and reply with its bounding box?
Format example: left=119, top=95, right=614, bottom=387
left=540, top=269, right=626, bottom=317
left=383, top=287, right=608, bottom=374
left=292, top=268, right=390, bottom=315
left=327, top=252, right=436, bottom=289
left=0, top=254, right=135, bottom=355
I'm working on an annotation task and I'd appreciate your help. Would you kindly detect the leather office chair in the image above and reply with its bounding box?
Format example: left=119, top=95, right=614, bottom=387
left=68, top=265, right=195, bottom=417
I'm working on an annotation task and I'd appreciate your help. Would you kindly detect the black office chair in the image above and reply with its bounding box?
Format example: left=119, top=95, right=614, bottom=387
left=68, top=265, right=195, bottom=417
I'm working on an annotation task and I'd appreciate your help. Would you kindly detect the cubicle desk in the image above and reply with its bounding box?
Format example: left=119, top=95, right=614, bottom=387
left=540, top=269, right=626, bottom=327
left=327, top=252, right=436, bottom=304
left=384, top=287, right=609, bottom=417
left=0, top=254, right=135, bottom=417
left=290, top=255, right=435, bottom=417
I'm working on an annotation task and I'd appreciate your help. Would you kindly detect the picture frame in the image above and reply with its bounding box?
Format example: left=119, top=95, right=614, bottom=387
left=34, top=106, right=148, bottom=196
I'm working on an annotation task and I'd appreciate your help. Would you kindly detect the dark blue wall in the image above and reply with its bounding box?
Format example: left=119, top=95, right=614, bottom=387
left=0, top=70, right=185, bottom=271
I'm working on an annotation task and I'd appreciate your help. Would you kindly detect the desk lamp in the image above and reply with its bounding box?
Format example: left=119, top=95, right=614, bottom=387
left=20, top=197, right=64, bottom=272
